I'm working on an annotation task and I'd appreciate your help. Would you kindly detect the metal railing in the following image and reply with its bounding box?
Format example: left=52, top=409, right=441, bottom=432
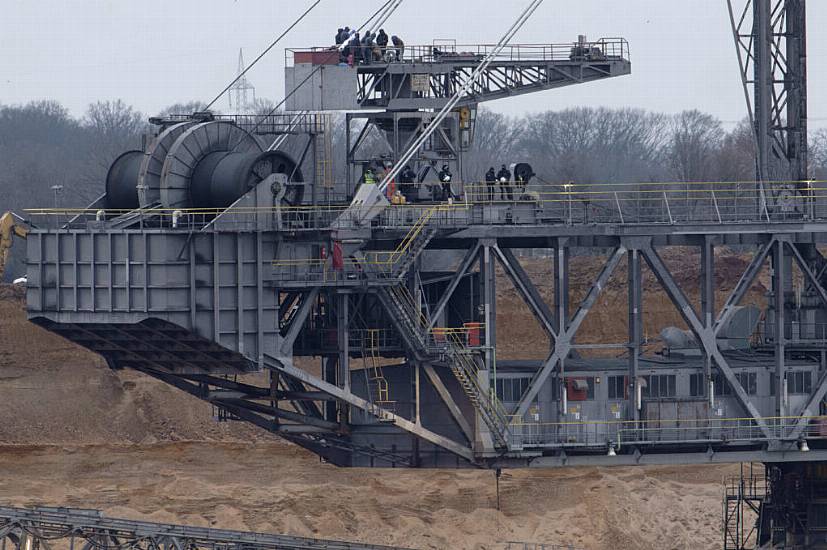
left=508, top=415, right=827, bottom=449
left=286, top=38, right=630, bottom=67
left=23, top=180, right=827, bottom=233
left=151, top=112, right=329, bottom=135
left=758, top=321, right=827, bottom=344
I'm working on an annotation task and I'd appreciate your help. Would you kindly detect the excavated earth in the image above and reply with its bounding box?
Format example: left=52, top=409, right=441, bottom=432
left=0, top=249, right=770, bottom=549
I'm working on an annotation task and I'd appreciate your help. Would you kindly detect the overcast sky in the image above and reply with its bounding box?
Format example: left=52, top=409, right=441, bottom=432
left=2, top=0, right=826, bottom=128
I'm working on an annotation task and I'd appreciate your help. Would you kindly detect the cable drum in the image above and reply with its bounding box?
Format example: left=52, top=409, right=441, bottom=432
left=190, top=150, right=304, bottom=208
left=160, top=121, right=261, bottom=208
left=137, top=121, right=197, bottom=208
left=105, top=150, right=144, bottom=210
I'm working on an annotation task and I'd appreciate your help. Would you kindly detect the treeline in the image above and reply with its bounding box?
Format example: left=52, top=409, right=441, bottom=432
left=466, top=107, right=827, bottom=185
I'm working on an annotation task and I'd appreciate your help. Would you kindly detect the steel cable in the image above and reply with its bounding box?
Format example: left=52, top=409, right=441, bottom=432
left=255, top=0, right=404, bottom=139
left=204, top=0, right=322, bottom=111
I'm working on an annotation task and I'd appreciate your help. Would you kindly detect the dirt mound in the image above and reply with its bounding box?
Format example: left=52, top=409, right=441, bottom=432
left=0, top=442, right=734, bottom=550
left=0, top=291, right=269, bottom=445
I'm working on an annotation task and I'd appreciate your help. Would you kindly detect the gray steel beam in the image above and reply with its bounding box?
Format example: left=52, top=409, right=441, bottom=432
left=427, top=242, right=481, bottom=329
left=788, top=242, right=827, bottom=308
left=422, top=364, right=474, bottom=444
left=714, top=239, right=775, bottom=336
left=786, top=242, right=827, bottom=437
left=628, top=248, right=642, bottom=422
left=514, top=246, right=626, bottom=417
left=553, top=242, right=570, bottom=334
left=701, top=237, right=715, bottom=389
left=493, top=245, right=557, bottom=341
left=772, top=239, right=787, bottom=416
left=280, top=288, right=320, bottom=355
left=263, top=353, right=475, bottom=462
left=495, top=448, right=827, bottom=469
left=481, top=243, right=497, bottom=372
left=641, top=244, right=772, bottom=438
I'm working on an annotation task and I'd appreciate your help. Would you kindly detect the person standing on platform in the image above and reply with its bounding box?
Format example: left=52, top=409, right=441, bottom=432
left=497, top=164, right=512, bottom=200
left=391, top=35, right=405, bottom=61
left=376, top=29, right=389, bottom=53
left=485, top=166, right=497, bottom=202
left=438, top=164, right=454, bottom=201
left=399, top=164, right=417, bottom=202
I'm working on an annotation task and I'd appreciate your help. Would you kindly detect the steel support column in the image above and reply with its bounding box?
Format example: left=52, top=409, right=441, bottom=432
left=337, top=292, right=350, bottom=425
left=553, top=239, right=569, bottom=409
left=481, top=242, right=497, bottom=372
left=628, top=248, right=642, bottom=422
left=701, top=236, right=715, bottom=393
left=772, top=239, right=787, bottom=417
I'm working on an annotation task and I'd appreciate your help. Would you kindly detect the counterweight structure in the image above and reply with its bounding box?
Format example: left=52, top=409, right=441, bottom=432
left=18, top=30, right=827, bottom=547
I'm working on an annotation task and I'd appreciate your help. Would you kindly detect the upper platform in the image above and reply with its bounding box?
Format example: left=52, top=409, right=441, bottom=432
left=284, top=38, right=631, bottom=111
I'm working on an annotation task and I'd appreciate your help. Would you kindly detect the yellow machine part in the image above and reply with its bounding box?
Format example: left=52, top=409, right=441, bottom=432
left=0, top=212, right=29, bottom=280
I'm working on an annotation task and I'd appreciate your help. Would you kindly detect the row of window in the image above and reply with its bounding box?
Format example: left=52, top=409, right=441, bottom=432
left=494, top=371, right=815, bottom=403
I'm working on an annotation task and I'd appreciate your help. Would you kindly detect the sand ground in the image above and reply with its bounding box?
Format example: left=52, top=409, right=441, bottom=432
left=0, top=250, right=766, bottom=548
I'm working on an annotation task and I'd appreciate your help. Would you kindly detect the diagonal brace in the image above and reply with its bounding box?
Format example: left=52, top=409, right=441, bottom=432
left=493, top=245, right=557, bottom=341
left=514, top=246, right=625, bottom=417
left=715, top=239, right=775, bottom=336
left=428, top=243, right=481, bottom=329
left=641, top=244, right=771, bottom=438
left=263, top=353, right=475, bottom=461
left=280, top=288, right=320, bottom=354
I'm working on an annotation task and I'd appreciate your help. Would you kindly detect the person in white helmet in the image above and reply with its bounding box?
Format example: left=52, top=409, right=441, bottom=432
left=438, top=164, right=454, bottom=201
left=497, top=164, right=512, bottom=200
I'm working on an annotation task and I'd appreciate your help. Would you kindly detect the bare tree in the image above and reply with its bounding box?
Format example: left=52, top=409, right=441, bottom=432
left=811, top=128, right=827, bottom=181
left=668, top=110, right=723, bottom=182
left=154, top=101, right=209, bottom=118
left=464, top=108, right=519, bottom=182
left=78, top=100, right=146, bottom=202
left=715, top=118, right=756, bottom=182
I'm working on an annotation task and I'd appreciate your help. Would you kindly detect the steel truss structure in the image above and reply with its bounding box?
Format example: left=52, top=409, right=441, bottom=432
left=286, top=39, right=631, bottom=192
left=0, top=506, right=411, bottom=550
left=23, top=194, right=827, bottom=468
left=728, top=0, right=808, bottom=186
left=15, top=5, right=825, bottom=543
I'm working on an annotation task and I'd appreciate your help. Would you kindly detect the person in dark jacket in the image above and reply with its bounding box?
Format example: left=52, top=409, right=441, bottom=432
left=335, top=28, right=345, bottom=45
left=391, top=35, right=405, bottom=61
left=376, top=29, right=389, bottom=48
left=438, top=164, right=454, bottom=201
left=348, top=33, right=361, bottom=64
left=361, top=32, right=373, bottom=63
left=485, top=167, right=497, bottom=202
left=399, top=164, right=417, bottom=202
left=497, top=164, right=512, bottom=200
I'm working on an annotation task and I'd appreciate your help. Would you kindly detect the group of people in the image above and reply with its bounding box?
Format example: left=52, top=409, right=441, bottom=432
left=335, top=28, right=405, bottom=65
left=485, top=164, right=517, bottom=201
left=361, top=162, right=526, bottom=204
left=361, top=163, right=455, bottom=204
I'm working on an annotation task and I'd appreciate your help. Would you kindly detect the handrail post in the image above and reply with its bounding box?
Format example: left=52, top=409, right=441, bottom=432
left=663, top=191, right=674, bottom=224
left=614, top=192, right=624, bottom=224
left=712, top=189, right=722, bottom=223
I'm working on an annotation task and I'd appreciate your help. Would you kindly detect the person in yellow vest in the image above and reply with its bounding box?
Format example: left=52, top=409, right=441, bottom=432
left=363, top=167, right=376, bottom=184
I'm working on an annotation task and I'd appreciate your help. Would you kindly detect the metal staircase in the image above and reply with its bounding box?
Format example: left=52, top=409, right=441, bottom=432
left=722, top=474, right=765, bottom=550
left=390, top=226, right=436, bottom=277
left=377, top=283, right=511, bottom=450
